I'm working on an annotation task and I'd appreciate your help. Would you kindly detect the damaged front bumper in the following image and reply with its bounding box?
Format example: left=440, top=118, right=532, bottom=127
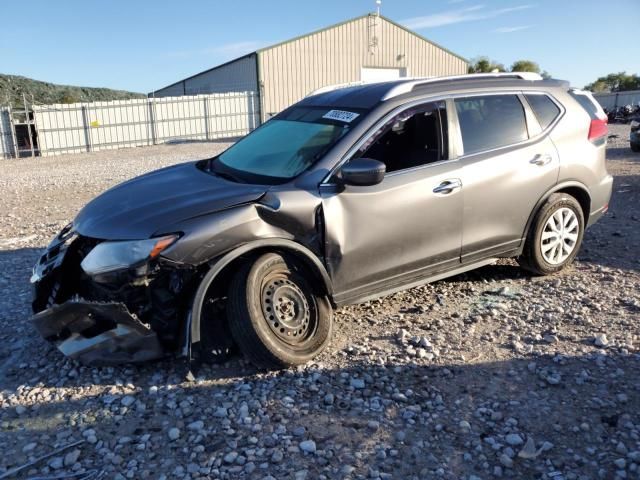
left=32, top=300, right=164, bottom=365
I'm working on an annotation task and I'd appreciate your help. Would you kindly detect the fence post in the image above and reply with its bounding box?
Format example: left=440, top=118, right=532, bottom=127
left=8, top=105, right=19, bottom=159
left=147, top=98, right=157, bottom=145
left=23, top=94, right=35, bottom=157
left=80, top=105, right=92, bottom=152
left=203, top=96, right=210, bottom=140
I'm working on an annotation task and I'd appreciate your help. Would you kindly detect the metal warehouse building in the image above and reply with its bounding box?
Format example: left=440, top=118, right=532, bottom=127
left=152, top=14, right=468, bottom=121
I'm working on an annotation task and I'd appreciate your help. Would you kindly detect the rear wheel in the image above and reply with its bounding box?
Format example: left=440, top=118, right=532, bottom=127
left=227, top=253, right=332, bottom=369
left=518, top=193, right=584, bottom=275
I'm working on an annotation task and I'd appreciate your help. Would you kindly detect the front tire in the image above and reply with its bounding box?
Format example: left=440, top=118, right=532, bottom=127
left=518, top=193, right=584, bottom=275
left=227, top=253, right=333, bottom=369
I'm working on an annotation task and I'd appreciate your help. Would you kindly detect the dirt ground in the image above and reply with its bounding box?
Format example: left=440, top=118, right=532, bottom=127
left=0, top=125, right=638, bottom=480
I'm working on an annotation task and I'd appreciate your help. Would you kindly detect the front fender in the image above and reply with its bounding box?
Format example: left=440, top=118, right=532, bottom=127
left=186, top=239, right=333, bottom=362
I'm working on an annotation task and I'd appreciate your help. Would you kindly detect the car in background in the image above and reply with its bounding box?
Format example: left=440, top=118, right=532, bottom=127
left=30, top=73, right=613, bottom=370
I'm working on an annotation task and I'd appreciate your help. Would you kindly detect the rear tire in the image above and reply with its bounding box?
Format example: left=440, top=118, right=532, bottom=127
left=227, top=253, right=332, bottom=369
left=518, top=193, right=584, bottom=275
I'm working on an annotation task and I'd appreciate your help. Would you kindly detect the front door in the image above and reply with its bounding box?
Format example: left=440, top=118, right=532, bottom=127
left=320, top=100, right=463, bottom=303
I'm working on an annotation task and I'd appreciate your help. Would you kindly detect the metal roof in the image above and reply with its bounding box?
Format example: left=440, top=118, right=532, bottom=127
left=151, top=13, right=468, bottom=95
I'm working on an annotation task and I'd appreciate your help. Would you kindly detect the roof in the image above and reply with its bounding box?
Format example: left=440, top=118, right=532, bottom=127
left=297, top=74, right=567, bottom=110
left=256, top=13, right=468, bottom=63
left=151, top=13, right=468, bottom=95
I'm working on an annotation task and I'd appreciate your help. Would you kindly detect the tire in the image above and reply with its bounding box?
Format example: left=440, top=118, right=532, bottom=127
left=631, top=142, right=640, bottom=153
left=227, top=253, right=333, bottom=369
left=518, top=193, right=585, bottom=276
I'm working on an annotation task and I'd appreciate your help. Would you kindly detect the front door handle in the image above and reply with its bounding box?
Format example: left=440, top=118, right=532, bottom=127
left=530, top=154, right=553, bottom=166
left=433, top=179, right=462, bottom=195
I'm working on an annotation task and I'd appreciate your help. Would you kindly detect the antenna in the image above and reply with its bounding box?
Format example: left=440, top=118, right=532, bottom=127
left=376, top=0, right=381, bottom=16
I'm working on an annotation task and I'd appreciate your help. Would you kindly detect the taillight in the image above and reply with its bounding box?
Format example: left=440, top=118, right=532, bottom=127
left=588, top=117, right=608, bottom=143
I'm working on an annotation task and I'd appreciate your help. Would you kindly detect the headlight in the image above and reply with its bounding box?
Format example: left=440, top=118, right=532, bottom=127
left=80, top=235, right=178, bottom=275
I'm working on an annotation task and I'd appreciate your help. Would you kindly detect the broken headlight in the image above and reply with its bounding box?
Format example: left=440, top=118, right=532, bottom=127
left=80, top=235, right=178, bottom=276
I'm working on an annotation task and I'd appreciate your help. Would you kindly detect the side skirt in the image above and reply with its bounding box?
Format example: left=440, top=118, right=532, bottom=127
left=334, top=257, right=500, bottom=306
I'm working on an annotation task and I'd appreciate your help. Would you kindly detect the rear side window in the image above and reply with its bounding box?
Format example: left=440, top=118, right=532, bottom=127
left=455, top=95, right=528, bottom=155
left=525, top=94, right=561, bottom=130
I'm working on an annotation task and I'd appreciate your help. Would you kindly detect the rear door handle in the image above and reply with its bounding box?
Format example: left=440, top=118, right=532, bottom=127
left=530, top=154, right=553, bottom=166
left=433, top=179, right=462, bottom=195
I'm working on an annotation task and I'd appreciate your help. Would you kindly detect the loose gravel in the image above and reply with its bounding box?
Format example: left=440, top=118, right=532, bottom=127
left=0, top=126, right=639, bottom=479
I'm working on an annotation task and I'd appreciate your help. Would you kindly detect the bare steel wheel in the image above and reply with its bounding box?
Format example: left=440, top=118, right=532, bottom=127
left=518, top=193, right=585, bottom=276
left=261, top=276, right=313, bottom=344
left=228, top=253, right=333, bottom=369
left=540, top=207, right=580, bottom=265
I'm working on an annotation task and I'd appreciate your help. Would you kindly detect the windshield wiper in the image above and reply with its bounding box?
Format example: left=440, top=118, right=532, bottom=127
left=215, top=170, right=244, bottom=183
left=208, top=159, right=244, bottom=183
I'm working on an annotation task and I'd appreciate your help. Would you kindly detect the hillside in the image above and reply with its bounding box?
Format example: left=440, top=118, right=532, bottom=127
left=0, top=74, right=145, bottom=106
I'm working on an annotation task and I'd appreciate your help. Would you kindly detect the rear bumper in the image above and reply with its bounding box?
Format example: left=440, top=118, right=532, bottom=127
left=32, top=300, right=164, bottom=365
left=587, top=174, right=613, bottom=227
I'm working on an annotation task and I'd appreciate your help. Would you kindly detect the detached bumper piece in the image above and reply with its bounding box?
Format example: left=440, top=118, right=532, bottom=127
left=32, top=300, right=164, bottom=366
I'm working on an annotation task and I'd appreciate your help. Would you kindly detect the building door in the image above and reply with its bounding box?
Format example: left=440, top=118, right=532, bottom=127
left=360, top=67, right=407, bottom=83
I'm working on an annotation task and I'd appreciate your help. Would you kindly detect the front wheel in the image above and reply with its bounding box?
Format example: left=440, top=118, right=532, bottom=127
left=518, top=193, right=585, bottom=275
left=227, top=253, right=333, bottom=369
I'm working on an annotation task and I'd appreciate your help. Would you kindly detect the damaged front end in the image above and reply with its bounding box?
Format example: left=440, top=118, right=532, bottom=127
left=31, top=225, right=196, bottom=366
left=32, top=301, right=163, bottom=365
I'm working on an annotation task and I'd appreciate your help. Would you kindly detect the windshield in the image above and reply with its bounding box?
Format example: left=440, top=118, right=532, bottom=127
left=211, top=107, right=362, bottom=184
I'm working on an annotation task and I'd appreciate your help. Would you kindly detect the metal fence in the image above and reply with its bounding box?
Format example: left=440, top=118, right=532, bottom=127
left=1, top=91, right=260, bottom=158
left=0, top=107, right=15, bottom=159
left=593, top=89, right=640, bottom=110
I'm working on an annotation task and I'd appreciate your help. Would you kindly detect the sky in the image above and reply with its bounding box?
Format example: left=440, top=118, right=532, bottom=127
left=1, top=0, right=638, bottom=94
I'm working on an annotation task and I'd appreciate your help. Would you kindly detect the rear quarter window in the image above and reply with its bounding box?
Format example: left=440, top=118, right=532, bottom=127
left=568, top=91, right=602, bottom=120
left=524, top=94, right=561, bottom=130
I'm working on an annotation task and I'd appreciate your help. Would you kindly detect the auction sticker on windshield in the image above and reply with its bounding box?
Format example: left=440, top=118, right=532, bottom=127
left=323, top=110, right=360, bottom=123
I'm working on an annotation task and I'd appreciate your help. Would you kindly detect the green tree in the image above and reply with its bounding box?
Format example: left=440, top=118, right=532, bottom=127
left=468, top=57, right=506, bottom=73
left=510, top=60, right=541, bottom=74
left=584, top=72, right=640, bottom=92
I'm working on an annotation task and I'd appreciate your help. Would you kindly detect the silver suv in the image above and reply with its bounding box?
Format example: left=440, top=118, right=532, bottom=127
left=31, top=73, right=613, bottom=370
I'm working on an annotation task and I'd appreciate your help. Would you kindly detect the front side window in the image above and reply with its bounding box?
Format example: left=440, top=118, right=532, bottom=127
left=455, top=95, right=528, bottom=155
left=354, top=101, right=448, bottom=173
left=210, top=107, right=362, bottom=183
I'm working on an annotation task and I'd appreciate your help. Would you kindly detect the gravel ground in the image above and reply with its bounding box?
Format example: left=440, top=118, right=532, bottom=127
left=0, top=125, right=639, bottom=480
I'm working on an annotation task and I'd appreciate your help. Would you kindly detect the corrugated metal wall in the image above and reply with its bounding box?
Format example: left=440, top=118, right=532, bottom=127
left=594, top=89, right=640, bottom=110
left=258, top=15, right=467, bottom=117
left=34, top=92, right=260, bottom=156
left=0, top=108, right=15, bottom=159
left=154, top=54, right=258, bottom=97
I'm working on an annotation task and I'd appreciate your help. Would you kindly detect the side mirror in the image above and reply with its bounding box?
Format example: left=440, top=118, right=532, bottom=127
left=341, top=158, right=386, bottom=186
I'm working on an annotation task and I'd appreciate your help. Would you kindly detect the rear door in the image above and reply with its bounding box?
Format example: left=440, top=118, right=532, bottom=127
left=454, top=93, right=561, bottom=262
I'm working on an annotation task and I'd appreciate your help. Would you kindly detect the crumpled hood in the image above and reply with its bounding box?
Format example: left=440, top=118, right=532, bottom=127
left=73, top=161, right=266, bottom=240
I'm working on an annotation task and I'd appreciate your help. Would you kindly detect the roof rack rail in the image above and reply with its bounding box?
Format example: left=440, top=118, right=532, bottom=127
left=381, top=72, right=544, bottom=101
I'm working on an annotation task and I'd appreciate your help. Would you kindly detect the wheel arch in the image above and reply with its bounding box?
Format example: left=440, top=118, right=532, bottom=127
left=187, top=239, right=333, bottom=360
left=522, top=181, right=591, bottom=244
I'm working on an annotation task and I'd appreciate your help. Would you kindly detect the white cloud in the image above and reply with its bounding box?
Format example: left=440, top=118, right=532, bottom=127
left=493, top=25, right=532, bottom=33
left=204, top=41, right=267, bottom=57
left=167, top=40, right=267, bottom=60
left=402, top=4, right=535, bottom=29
